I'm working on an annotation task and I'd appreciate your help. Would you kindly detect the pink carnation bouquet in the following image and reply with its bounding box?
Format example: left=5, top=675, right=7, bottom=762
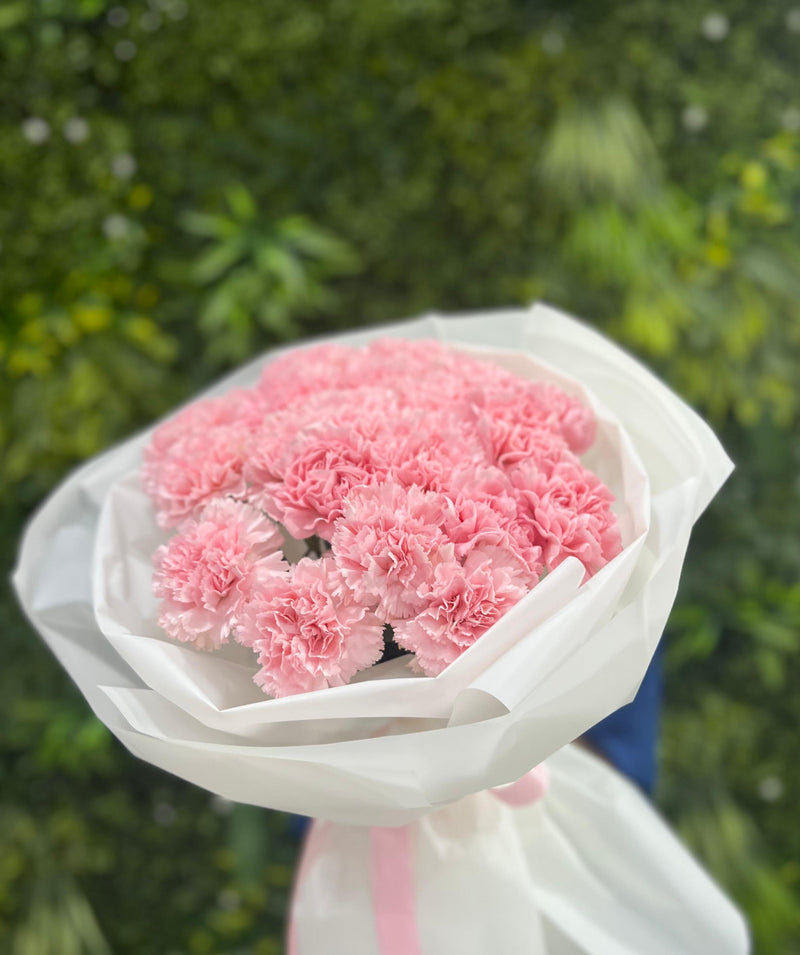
left=15, top=305, right=749, bottom=955
left=143, top=339, right=622, bottom=698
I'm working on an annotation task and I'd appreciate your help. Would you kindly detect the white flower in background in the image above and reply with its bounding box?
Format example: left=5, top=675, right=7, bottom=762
left=757, top=776, right=784, bottom=802
left=114, top=39, right=137, bottom=61
left=782, top=107, right=800, bottom=132
left=787, top=8, right=800, bottom=32
left=111, top=152, right=137, bottom=180
left=103, top=214, right=131, bottom=240
left=217, top=890, right=241, bottom=912
left=140, top=10, right=162, bottom=31
left=22, top=116, right=50, bottom=145
left=701, top=12, right=730, bottom=41
left=166, top=0, right=189, bottom=21
left=541, top=30, right=565, bottom=56
left=107, top=5, right=130, bottom=27
left=63, top=117, right=90, bottom=144
left=682, top=104, right=709, bottom=132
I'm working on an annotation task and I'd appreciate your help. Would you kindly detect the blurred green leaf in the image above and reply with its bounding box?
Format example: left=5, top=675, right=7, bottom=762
left=180, top=212, right=239, bottom=241
left=540, top=97, right=661, bottom=207
left=0, top=3, right=28, bottom=30
left=191, top=238, right=247, bottom=284
left=225, top=184, right=258, bottom=223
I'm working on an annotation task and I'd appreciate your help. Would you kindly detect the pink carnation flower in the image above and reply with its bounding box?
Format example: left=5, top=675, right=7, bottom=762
left=362, top=338, right=466, bottom=381
left=332, top=484, right=457, bottom=620
left=490, top=421, right=570, bottom=472
left=360, top=340, right=514, bottom=404
left=510, top=457, right=623, bottom=576
left=142, top=428, right=252, bottom=529
left=377, top=407, right=491, bottom=492
left=257, top=345, right=363, bottom=410
left=553, top=391, right=597, bottom=454
left=446, top=465, right=518, bottom=518
left=146, top=389, right=266, bottom=459
left=304, top=388, right=403, bottom=435
left=394, top=545, right=530, bottom=675
left=153, top=498, right=286, bottom=650
left=143, top=389, right=267, bottom=529
left=466, top=381, right=596, bottom=456
left=242, top=409, right=305, bottom=494
left=259, top=421, right=387, bottom=540
left=144, top=336, right=620, bottom=694
left=236, top=556, right=384, bottom=697
left=351, top=339, right=525, bottom=412
left=445, top=466, right=543, bottom=576
left=244, top=392, right=400, bottom=509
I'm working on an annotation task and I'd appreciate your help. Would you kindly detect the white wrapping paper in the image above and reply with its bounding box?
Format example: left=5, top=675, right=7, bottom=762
left=291, top=744, right=749, bottom=955
left=14, top=303, right=733, bottom=828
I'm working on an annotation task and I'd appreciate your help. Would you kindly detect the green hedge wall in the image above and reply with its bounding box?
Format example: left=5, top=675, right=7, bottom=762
left=3, top=1, right=799, bottom=951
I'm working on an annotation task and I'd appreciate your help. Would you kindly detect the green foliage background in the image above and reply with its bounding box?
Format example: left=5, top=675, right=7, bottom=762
left=2, top=0, right=799, bottom=951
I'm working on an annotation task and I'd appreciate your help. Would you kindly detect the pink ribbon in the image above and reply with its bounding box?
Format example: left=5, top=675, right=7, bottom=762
left=288, top=764, right=549, bottom=955
left=490, top=763, right=550, bottom=807
left=370, top=823, right=425, bottom=955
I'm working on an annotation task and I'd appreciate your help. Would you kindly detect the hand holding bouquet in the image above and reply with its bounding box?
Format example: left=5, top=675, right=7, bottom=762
left=15, top=304, right=749, bottom=954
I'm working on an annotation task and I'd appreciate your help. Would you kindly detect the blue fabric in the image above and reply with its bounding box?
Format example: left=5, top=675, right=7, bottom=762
left=583, top=645, right=663, bottom=794
left=289, top=812, right=311, bottom=838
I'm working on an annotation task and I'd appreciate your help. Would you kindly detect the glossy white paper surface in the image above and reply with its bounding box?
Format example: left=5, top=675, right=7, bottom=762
left=292, top=745, right=749, bottom=955
left=14, top=303, right=733, bottom=826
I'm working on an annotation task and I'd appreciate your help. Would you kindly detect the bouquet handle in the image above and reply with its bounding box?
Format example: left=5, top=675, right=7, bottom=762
left=287, top=746, right=748, bottom=955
